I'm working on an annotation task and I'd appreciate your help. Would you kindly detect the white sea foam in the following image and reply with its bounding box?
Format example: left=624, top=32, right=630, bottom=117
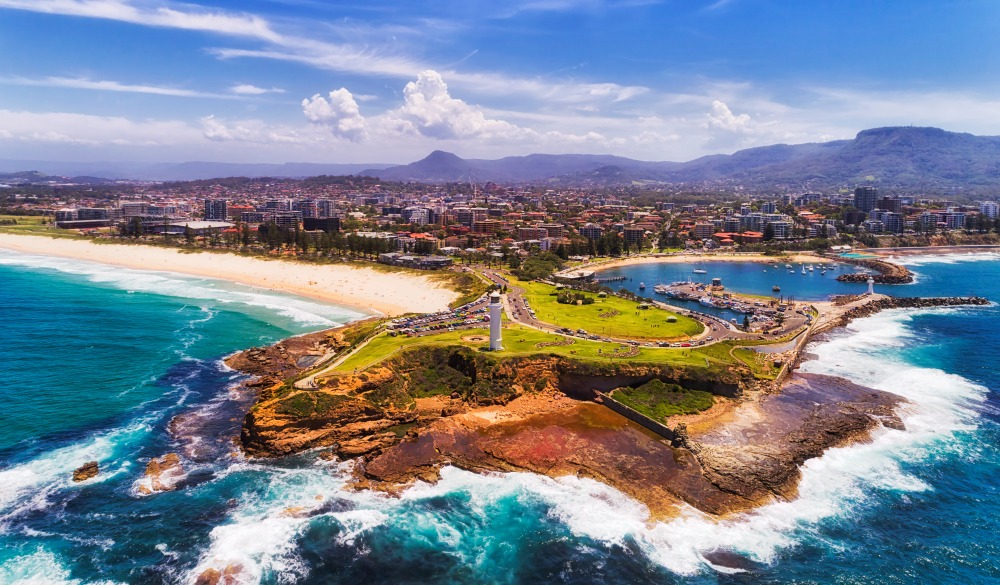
left=0, top=423, right=148, bottom=532
left=0, top=549, right=82, bottom=585
left=186, top=461, right=388, bottom=584
left=0, top=548, right=124, bottom=585
left=0, top=250, right=364, bottom=328
left=891, top=251, right=1000, bottom=266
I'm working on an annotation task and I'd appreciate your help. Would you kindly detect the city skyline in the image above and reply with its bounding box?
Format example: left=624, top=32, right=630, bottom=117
left=2, top=0, right=999, bottom=164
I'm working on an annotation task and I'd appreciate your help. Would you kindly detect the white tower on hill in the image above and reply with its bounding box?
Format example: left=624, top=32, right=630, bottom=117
left=867, top=276, right=875, bottom=295
left=489, top=291, right=503, bottom=351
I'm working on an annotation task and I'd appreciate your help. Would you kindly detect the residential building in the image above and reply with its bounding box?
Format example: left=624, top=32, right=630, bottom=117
left=854, top=186, right=878, bottom=213
left=204, top=199, right=228, bottom=221
left=623, top=226, right=645, bottom=247
left=578, top=223, right=603, bottom=240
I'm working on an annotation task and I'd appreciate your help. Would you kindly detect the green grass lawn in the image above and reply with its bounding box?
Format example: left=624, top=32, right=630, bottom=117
left=731, top=347, right=784, bottom=379
left=332, top=323, right=716, bottom=374
left=514, top=278, right=703, bottom=340
left=612, top=379, right=715, bottom=421
left=0, top=215, right=88, bottom=239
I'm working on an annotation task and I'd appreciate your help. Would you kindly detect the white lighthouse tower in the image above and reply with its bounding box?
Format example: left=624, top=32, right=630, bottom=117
left=867, top=276, right=875, bottom=295
left=488, top=290, right=503, bottom=351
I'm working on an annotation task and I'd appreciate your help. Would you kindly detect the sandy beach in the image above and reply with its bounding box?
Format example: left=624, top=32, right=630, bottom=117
left=0, top=234, right=458, bottom=316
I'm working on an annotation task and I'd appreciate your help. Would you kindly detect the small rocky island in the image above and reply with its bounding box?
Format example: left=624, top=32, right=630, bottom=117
left=226, top=282, right=987, bottom=518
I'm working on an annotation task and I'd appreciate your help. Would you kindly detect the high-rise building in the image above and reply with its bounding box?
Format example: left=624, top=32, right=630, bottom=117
left=293, top=199, right=317, bottom=218
left=317, top=200, right=337, bottom=218
left=692, top=223, right=714, bottom=239
left=877, top=196, right=902, bottom=213
left=204, top=199, right=228, bottom=221
left=120, top=202, right=148, bottom=218
left=623, top=226, right=645, bottom=247
left=302, top=217, right=341, bottom=233
left=265, top=199, right=292, bottom=212
left=853, top=186, right=878, bottom=213
left=270, top=210, right=303, bottom=228
left=980, top=201, right=999, bottom=219
left=578, top=223, right=603, bottom=240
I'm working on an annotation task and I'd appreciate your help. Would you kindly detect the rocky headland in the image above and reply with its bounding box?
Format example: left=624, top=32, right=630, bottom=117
left=220, top=299, right=947, bottom=518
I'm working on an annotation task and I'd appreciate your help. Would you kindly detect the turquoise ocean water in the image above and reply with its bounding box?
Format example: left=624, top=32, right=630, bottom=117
left=1, top=249, right=999, bottom=584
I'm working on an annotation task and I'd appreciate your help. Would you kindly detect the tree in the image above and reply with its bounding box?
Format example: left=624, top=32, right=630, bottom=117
left=126, top=216, right=143, bottom=238
left=743, top=315, right=751, bottom=331
left=184, top=225, right=195, bottom=244
left=763, top=223, right=775, bottom=242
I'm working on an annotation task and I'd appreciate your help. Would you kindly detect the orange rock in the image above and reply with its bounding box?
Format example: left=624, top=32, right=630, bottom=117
left=194, top=563, right=245, bottom=585
left=72, top=461, right=99, bottom=482
left=138, top=453, right=185, bottom=494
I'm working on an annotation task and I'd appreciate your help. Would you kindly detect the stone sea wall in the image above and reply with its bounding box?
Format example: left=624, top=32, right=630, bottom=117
left=816, top=295, right=989, bottom=334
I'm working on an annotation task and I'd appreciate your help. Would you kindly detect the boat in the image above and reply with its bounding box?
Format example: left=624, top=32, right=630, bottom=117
left=698, top=296, right=716, bottom=307
left=785, top=264, right=792, bottom=268
left=693, top=268, right=707, bottom=274
left=807, top=265, right=814, bottom=272
left=772, top=285, right=781, bottom=292
left=801, top=265, right=806, bottom=274
left=639, top=282, right=646, bottom=290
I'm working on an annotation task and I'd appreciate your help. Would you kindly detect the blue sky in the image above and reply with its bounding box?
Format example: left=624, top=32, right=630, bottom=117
left=1, top=0, right=999, bottom=164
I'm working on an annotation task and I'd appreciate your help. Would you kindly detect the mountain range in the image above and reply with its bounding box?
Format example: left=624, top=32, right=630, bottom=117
left=3, top=127, right=999, bottom=195
left=359, top=127, right=1000, bottom=194
left=0, top=161, right=395, bottom=183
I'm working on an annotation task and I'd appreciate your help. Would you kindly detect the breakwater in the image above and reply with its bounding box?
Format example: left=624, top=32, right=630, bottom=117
left=815, top=295, right=990, bottom=335
left=836, top=257, right=913, bottom=284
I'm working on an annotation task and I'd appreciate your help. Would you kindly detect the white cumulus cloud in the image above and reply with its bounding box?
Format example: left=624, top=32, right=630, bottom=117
left=389, top=70, right=530, bottom=140
left=707, top=99, right=753, bottom=134
left=302, top=88, right=368, bottom=142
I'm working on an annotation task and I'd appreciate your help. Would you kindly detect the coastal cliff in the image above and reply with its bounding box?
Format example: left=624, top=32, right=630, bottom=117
left=237, top=344, right=747, bottom=459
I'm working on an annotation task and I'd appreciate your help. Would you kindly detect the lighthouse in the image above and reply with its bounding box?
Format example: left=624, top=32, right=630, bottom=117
left=867, top=276, right=875, bottom=295
left=488, top=290, right=503, bottom=351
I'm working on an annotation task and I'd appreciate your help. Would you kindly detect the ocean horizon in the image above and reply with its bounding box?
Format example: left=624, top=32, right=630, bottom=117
left=1, top=248, right=998, bottom=584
